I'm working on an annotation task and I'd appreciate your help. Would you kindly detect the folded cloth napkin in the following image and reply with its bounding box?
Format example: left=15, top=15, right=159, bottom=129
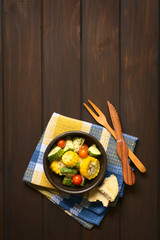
left=23, top=113, right=138, bottom=229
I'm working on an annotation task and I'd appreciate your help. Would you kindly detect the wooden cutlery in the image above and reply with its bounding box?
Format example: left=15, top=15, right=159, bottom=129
left=107, top=101, right=135, bottom=185
left=83, top=99, right=146, bottom=176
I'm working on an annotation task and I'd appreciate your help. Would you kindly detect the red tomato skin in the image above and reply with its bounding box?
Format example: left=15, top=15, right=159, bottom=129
left=81, top=144, right=89, bottom=150
left=72, top=175, right=82, bottom=185
left=57, top=139, right=66, bottom=148
left=79, top=148, right=88, bottom=158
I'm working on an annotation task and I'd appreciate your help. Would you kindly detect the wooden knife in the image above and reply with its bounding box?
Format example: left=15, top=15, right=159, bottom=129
left=107, top=101, right=136, bottom=185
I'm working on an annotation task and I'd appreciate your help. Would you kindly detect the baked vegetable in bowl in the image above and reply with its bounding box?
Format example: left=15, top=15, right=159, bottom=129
left=43, top=131, right=107, bottom=194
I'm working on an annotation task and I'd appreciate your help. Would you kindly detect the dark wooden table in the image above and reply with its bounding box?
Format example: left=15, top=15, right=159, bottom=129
left=0, top=0, right=159, bottom=239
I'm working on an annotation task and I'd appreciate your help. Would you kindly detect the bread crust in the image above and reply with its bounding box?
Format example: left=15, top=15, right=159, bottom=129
left=86, top=174, right=119, bottom=207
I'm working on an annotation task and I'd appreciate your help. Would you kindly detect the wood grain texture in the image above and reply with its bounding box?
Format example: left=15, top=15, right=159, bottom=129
left=120, top=0, right=159, bottom=239
left=82, top=0, right=120, bottom=238
left=82, top=0, right=120, bottom=126
left=0, top=0, right=159, bottom=239
left=107, top=101, right=135, bottom=185
left=107, top=100, right=146, bottom=172
left=117, top=140, right=135, bottom=185
left=0, top=1, right=4, bottom=239
left=43, top=0, right=81, bottom=124
left=42, top=0, right=82, bottom=239
left=84, top=100, right=146, bottom=173
left=3, top=0, right=42, bottom=239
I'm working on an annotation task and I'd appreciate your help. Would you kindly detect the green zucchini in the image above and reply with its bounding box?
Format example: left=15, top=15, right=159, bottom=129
left=73, top=137, right=85, bottom=152
left=47, top=146, right=64, bottom=162
left=75, top=157, right=83, bottom=168
left=80, top=176, right=86, bottom=187
left=63, top=138, right=74, bottom=153
left=60, top=167, right=78, bottom=174
left=88, top=144, right=101, bottom=157
left=76, top=161, right=80, bottom=168
left=62, top=177, right=74, bottom=187
left=60, top=167, right=78, bottom=178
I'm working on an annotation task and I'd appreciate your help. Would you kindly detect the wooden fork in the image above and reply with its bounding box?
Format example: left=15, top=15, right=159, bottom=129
left=83, top=99, right=146, bottom=173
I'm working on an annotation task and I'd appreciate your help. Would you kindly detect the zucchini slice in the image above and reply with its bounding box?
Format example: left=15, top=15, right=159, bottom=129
left=63, top=138, right=74, bottom=153
left=62, top=177, right=74, bottom=187
left=88, top=144, right=101, bottom=157
left=80, top=176, right=86, bottom=187
left=73, top=137, right=85, bottom=153
left=60, top=167, right=78, bottom=178
left=47, top=146, right=64, bottom=162
left=60, top=167, right=78, bottom=174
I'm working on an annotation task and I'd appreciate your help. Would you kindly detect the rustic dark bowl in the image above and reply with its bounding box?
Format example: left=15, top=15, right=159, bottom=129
left=43, top=131, right=107, bottom=195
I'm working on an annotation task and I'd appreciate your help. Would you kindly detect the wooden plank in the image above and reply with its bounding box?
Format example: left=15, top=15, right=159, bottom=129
left=159, top=82, right=160, bottom=237
left=3, top=1, right=42, bottom=239
left=82, top=0, right=120, bottom=124
left=120, top=0, right=159, bottom=239
left=43, top=0, right=82, bottom=238
left=82, top=0, right=120, bottom=236
left=43, top=0, right=81, bottom=124
left=159, top=60, right=160, bottom=240
left=0, top=0, right=4, bottom=239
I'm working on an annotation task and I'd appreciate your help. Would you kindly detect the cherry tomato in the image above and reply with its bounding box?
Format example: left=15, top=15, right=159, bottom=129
left=57, top=139, right=66, bottom=148
left=81, top=144, right=89, bottom=150
left=79, top=148, right=88, bottom=158
left=72, top=175, right=82, bottom=185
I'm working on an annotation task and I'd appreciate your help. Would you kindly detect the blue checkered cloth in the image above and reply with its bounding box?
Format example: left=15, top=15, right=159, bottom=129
left=23, top=113, right=138, bottom=229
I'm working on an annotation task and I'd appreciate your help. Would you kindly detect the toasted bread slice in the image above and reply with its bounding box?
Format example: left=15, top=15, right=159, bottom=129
left=98, top=174, right=119, bottom=202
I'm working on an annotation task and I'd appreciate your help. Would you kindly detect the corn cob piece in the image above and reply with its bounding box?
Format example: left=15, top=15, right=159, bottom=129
left=62, top=151, right=79, bottom=167
left=50, top=159, right=65, bottom=175
left=80, top=156, right=100, bottom=180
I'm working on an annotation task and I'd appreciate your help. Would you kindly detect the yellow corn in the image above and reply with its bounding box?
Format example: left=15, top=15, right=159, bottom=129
left=50, top=159, right=65, bottom=175
left=80, top=156, right=100, bottom=180
left=62, top=151, right=79, bottom=167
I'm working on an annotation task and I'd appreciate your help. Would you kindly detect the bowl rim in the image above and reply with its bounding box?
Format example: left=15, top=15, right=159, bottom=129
left=43, top=130, right=107, bottom=194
